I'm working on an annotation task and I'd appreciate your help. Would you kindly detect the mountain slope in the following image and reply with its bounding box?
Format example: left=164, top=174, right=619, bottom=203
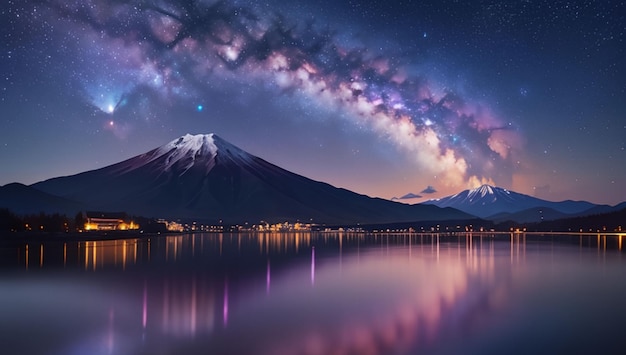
left=488, top=207, right=570, bottom=224
left=0, top=183, right=84, bottom=216
left=32, top=134, right=471, bottom=224
left=422, top=184, right=602, bottom=219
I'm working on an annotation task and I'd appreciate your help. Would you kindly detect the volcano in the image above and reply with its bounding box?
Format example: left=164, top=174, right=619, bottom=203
left=30, top=134, right=470, bottom=224
left=421, top=184, right=602, bottom=220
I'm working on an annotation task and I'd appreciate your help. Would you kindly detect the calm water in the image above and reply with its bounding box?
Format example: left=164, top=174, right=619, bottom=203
left=1, top=232, right=625, bottom=355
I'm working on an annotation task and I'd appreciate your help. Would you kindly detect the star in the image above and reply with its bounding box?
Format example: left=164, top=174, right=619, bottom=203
left=0, top=0, right=623, bottom=205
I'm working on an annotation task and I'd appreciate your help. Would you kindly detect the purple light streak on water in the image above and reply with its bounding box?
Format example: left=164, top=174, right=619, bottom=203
left=142, top=280, right=147, bottom=329
left=223, top=280, right=229, bottom=327
left=311, top=247, right=315, bottom=286
left=266, top=260, right=271, bottom=294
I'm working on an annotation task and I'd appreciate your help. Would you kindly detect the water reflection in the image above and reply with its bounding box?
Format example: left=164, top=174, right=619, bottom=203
left=9, top=232, right=625, bottom=272
left=0, top=232, right=625, bottom=354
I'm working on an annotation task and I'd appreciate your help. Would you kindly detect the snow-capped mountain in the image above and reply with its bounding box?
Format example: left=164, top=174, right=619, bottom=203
left=29, top=133, right=471, bottom=224
left=421, top=184, right=602, bottom=219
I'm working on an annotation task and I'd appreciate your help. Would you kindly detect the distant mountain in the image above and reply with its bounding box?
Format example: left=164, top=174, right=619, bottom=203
left=30, top=133, right=471, bottom=224
left=422, top=184, right=607, bottom=220
left=0, top=183, right=84, bottom=216
left=490, top=202, right=626, bottom=224
left=488, top=207, right=571, bottom=224
left=575, top=201, right=626, bottom=216
left=506, top=205, right=626, bottom=232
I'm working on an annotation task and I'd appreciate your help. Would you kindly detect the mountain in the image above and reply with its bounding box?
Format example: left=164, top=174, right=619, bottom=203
left=421, top=184, right=605, bottom=220
left=575, top=201, right=626, bottom=216
left=30, top=133, right=471, bottom=224
left=504, top=205, right=626, bottom=232
left=496, top=201, right=626, bottom=224
left=488, top=207, right=571, bottom=224
left=0, top=183, right=84, bottom=216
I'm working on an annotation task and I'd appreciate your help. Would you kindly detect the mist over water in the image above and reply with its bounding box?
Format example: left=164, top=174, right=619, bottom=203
left=1, top=233, right=625, bottom=355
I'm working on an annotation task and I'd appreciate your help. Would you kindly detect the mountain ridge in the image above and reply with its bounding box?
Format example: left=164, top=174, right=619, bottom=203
left=28, top=133, right=472, bottom=224
left=5, top=135, right=622, bottom=225
left=421, top=184, right=617, bottom=221
left=0, top=182, right=85, bottom=216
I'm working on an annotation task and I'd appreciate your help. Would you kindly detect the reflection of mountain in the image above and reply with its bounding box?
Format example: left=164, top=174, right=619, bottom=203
left=61, top=233, right=509, bottom=355
left=25, top=134, right=471, bottom=224
left=9, top=232, right=511, bottom=355
left=145, top=234, right=515, bottom=355
left=4, top=233, right=624, bottom=355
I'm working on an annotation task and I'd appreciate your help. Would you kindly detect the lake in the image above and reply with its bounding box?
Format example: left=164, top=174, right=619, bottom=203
left=1, top=232, right=625, bottom=355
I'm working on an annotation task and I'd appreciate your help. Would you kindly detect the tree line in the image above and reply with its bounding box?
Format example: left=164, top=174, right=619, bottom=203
left=0, top=209, right=167, bottom=233
left=0, top=208, right=82, bottom=233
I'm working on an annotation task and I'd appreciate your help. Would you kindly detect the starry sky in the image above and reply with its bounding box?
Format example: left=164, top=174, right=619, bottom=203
left=1, top=0, right=624, bottom=205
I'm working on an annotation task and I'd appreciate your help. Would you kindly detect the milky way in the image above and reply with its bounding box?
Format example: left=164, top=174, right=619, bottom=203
left=46, top=1, right=523, bottom=188
left=1, top=0, right=624, bottom=203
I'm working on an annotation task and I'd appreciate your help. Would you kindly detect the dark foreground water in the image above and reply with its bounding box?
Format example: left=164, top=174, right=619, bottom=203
left=1, top=232, right=625, bottom=355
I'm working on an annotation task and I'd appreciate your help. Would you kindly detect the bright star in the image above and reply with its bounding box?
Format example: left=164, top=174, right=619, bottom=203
left=107, top=104, right=115, bottom=113
left=196, top=105, right=204, bottom=112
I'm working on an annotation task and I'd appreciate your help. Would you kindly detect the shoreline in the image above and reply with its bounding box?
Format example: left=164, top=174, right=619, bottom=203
left=0, top=230, right=176, bottom=244
left=1, top=229, right=623, bottom=244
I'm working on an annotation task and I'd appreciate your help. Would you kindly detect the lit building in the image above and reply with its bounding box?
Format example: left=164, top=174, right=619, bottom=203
left=84, top=211, right=139, bottom=231
left=158, top=219, right=184, bottom=232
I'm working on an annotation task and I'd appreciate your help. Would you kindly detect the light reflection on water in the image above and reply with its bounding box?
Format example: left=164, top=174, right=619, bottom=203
left=0, top=233, right=625, bottom=355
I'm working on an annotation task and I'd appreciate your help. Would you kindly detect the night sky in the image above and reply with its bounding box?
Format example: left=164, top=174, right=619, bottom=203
left=1, top=0, right=624, bottom=204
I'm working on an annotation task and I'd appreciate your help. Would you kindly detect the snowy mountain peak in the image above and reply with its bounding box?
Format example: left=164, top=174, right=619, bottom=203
left=462, top=185, right=514, bottom=203
left=151, top=133, right=218, bottom=172
left=467, top=184, right=509, bottom=197
left=462, top=185, right=511, bottom=199
left=158, top=133, right=217, bottom=157
left=422, top=184, right=598, bottom=219
left=472, top=184, right=494, bottom=197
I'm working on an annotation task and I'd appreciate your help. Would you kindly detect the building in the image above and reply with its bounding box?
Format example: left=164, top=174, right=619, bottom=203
left=83, top=211, right=139, bottom=231
left=157, top=219, right=184, bottom=232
